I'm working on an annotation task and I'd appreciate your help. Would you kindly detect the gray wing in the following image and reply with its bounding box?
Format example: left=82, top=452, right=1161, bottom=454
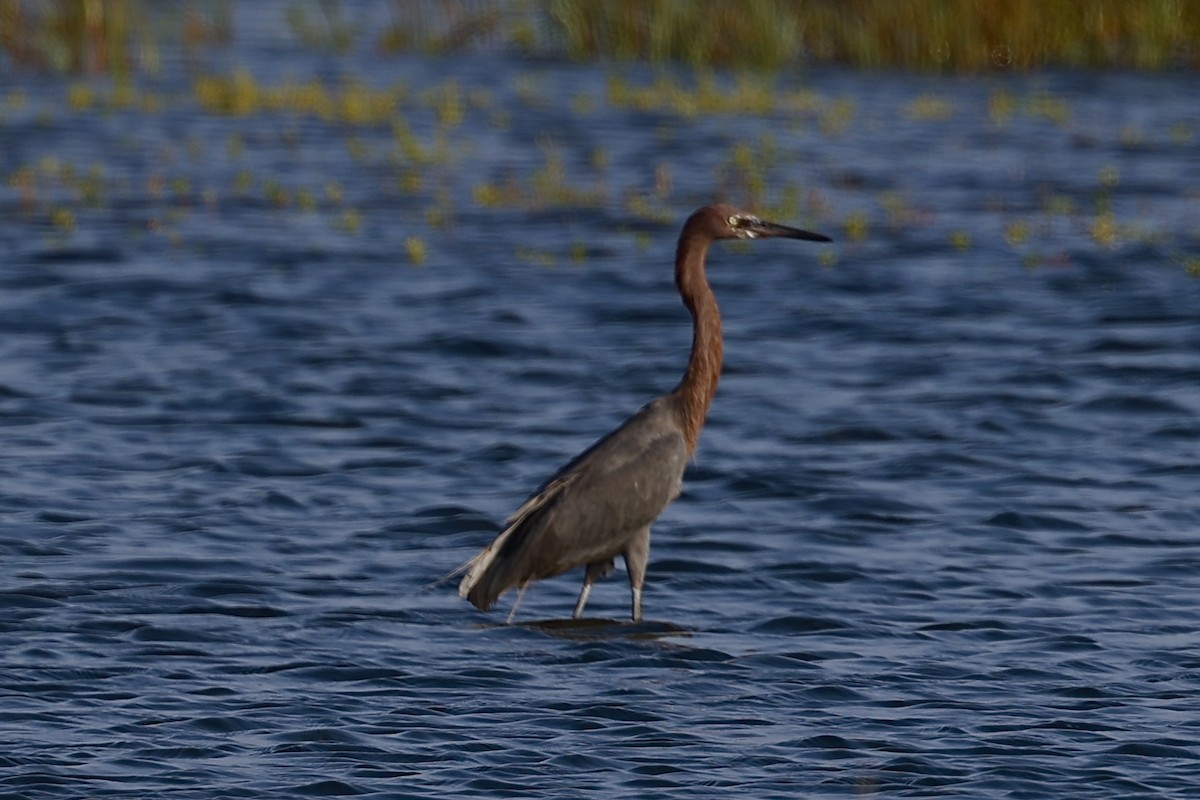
left=460, top=397, right=687, bottom=610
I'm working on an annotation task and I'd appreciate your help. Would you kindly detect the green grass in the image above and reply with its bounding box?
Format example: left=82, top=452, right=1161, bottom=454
left=0, top=0, right=229, bottom=75
left=543, top=0, right=1200, bottom=70
left=2, top=0, right=1197, bottom=74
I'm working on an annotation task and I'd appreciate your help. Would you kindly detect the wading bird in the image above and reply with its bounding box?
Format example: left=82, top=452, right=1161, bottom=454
left=459, top=203, right=830, bottom=622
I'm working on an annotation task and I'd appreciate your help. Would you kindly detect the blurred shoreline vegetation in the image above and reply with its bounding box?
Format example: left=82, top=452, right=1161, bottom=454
left=0, top=0, right=232, bottom=75
left=2, top=1, right=1196, bottom=273
left=541, top=0, right=1200, bottom=71
left=1, top=0, right=1197, bottom=74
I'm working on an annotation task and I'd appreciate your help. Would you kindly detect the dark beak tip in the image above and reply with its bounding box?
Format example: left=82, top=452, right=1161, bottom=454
left=754, top=220, right=831, bottom=243
left=783, top=228, right=832, bottom=243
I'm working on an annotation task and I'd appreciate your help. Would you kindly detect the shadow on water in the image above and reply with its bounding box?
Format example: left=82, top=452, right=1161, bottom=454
left=497, top=617, right=692, bottom=641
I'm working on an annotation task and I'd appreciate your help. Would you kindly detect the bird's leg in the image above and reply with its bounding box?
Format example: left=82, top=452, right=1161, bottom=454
left=572, top=582, right=593, bottom=619
left=573, top=559, right=614, bottom=619
left=623, top=527, right=651, bottom=622
left=506, top=582, right=529, bottom=624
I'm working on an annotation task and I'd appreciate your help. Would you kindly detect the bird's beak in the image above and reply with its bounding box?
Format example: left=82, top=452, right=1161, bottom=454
left=751, top=219, right=832, bottom=242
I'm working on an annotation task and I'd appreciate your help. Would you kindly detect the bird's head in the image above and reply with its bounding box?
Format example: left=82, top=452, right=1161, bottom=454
left=695, top=203, right=831, bottom=243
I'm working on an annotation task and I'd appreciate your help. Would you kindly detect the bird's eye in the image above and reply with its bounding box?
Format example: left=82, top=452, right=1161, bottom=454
left=728, top=215, right=744, bottom=227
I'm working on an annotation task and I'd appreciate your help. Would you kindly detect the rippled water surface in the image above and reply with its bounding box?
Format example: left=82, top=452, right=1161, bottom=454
left=3, top=13, right=1200, bottom=800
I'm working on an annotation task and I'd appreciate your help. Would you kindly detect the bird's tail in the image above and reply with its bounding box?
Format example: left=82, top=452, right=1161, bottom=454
left=457, top=528, right=516, bottom=611
left=455, top=472, right=575, bottom=611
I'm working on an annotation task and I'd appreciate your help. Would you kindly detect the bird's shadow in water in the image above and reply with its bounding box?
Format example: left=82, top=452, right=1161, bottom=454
left=487, top=617, right=691, bottom=641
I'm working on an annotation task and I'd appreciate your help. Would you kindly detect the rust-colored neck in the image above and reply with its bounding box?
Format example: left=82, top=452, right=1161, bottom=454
left=670, top=227, right=723, bottom=456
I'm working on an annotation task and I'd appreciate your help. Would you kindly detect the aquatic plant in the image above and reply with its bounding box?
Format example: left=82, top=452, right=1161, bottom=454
left=50, top=205, right=75, bottom=233
left=405, top=236, right=428, bottom=264
left=844, top=211, right=869, bottom=242
left=1005, top=220, right=1031, bottom=247
left=193, top=72, right=407, bottom=125
left=905, top=94, right=954, bottom=122
left=605, top=71, right=782, bottom=116
left=337, top=207, right=362, bottom=234
left=473, top=144, right=608, bottom=211
left=1091, top=213, right=1119, bottom=247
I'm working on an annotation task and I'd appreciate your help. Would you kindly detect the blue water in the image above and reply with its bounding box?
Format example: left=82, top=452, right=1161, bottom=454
left=3, top=9, right=1200, bottom=799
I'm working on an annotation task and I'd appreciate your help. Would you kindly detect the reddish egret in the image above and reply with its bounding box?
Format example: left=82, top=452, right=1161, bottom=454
left=459, top=203, right=830, bottom=622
